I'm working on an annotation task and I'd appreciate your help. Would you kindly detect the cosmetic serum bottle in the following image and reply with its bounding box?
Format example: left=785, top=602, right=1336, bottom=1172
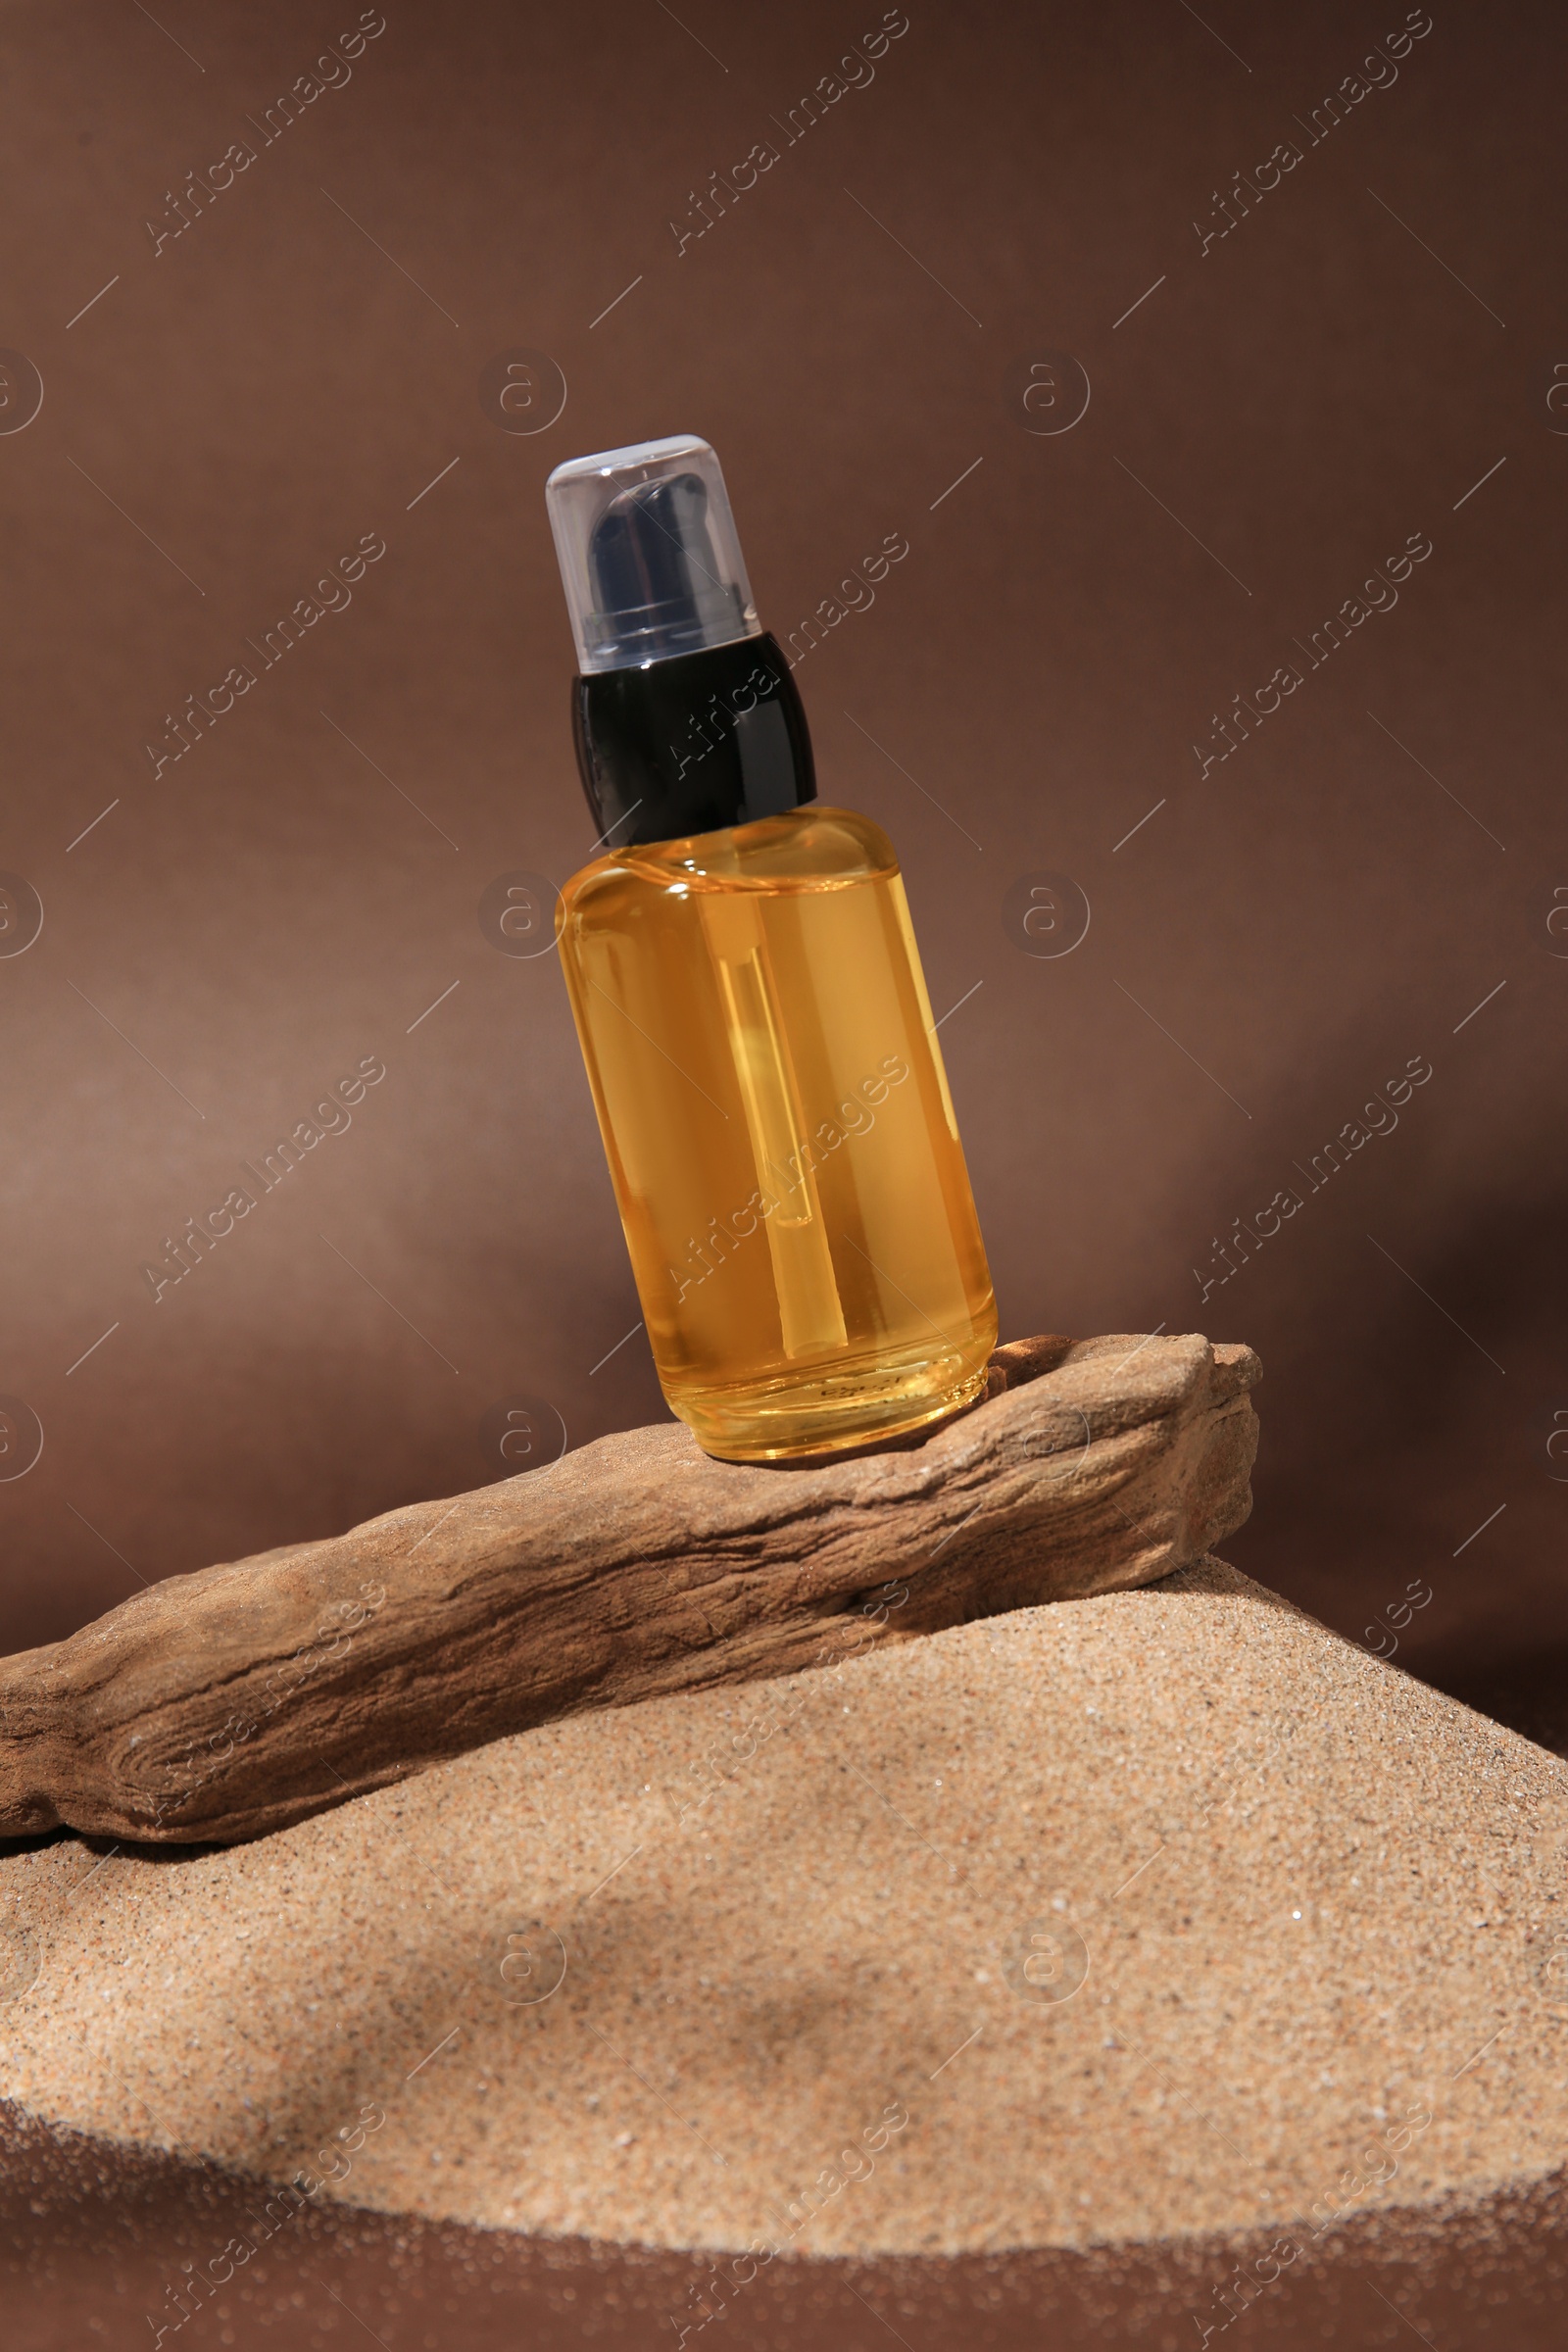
left=545, top=434, right=996, bottom=1462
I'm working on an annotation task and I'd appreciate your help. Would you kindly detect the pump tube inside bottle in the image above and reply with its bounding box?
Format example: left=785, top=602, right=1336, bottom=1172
left=699, top=894, right=848, bottom=1359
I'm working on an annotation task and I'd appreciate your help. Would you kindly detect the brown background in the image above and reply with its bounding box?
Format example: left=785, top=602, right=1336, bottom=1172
left=0, top=0, right=1562, bottom=1736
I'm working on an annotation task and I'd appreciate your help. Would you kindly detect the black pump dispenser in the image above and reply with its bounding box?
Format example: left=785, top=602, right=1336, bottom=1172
left=569, top=634, right=815, bottom=851
left=547, top=435, right=815, bottom=851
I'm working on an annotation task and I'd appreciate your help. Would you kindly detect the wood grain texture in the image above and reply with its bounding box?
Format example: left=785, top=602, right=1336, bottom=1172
left=0, top=1333, right=1258, bottom=1845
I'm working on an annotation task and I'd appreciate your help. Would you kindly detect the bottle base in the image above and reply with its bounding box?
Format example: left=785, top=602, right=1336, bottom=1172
left=667, top=1336, right=996, bottom=1465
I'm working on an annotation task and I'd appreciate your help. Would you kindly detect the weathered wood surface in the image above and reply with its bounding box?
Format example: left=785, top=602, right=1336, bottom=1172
left=0, top=1333, right=1259, bottom=1846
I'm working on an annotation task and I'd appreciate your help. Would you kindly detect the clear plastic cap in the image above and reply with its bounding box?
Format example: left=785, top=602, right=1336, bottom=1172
left=545, top=434, right=760, bottom=675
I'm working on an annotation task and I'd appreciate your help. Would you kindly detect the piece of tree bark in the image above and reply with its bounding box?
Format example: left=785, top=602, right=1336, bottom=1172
left=0, top=1333, right=1258, bottom=1846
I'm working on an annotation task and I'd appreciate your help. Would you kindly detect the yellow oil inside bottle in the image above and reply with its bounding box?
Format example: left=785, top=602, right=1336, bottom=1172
left=556, top=806, right=997, bottom=1460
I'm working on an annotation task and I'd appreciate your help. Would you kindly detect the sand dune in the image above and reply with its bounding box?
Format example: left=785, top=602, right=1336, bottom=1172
left=1, top=1559, right=1564, bottom=2347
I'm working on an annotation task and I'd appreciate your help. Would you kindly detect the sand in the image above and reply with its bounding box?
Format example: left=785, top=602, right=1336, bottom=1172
left=1, top=1559, right=1566, bottom=2346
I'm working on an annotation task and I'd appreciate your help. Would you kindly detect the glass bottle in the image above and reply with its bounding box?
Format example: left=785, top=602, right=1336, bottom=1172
left=546, top=435, right=996, bottom=1462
